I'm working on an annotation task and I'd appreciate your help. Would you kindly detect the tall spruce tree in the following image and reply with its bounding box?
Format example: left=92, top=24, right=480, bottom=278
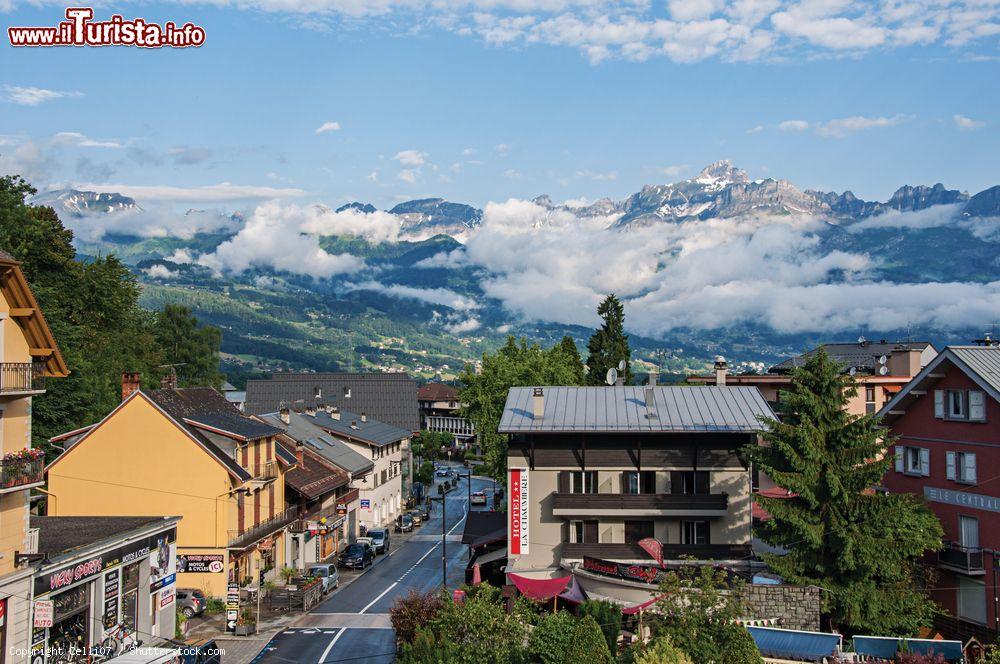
left=746, top=349, right=943, bottom=636
left=585, top=294, right=633, bottom=385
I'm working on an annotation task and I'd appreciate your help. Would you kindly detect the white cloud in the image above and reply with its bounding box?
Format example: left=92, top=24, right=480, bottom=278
left=367, top=171, right=378, bottom=181
left=954, top=114, right=985, bottom=130
left=197, top=201, right=365, bottom=278
left=814, top=114, right=907, bottom=138
left=445, top=317, right=482, bottom=334
left=315, top=121, right=342, bottom=134
left=143, top=264, right=179, bottom=279
left=394, top=150, right=427, bottom=167
left=64, top=207, right=239, bottom=242
left=71, top=182, right=306, bottom=203
left=494, top=143, right=512, bottom=156
left=778, top=119, right=810, bottom=132
left=346, top=280, right=479, bottom=311
left=397, top=169, right=418, bottom=183
left=4, top=85, right=82, bottom=106
left=847, top=203, right=965, bottom=232
left=503, top=168, right=522, bottom=179
left=745, top=124, right=764, bottom=134
left=52, top=132, right=123, bottom=148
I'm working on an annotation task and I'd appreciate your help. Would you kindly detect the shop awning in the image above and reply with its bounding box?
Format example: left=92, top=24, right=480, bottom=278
left=474, top=547, right=507, bottom=566
left=558, top=575, right=588, bottom=604
left=509, top=573, right=571, bottom=601
left=852, top=636, right=963, bottom=661
left=747, top=626, right=841, bottom=662
left=622, top=595, right=665, bottom=615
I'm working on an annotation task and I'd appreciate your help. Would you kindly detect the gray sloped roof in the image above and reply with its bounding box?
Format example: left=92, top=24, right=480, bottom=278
left=949, top=346, right=1000, bottom=395
left=258, top=411, right=374, bottom=477
left=244, top=372, right=419, bottom=432
left=499, top=386, right=774, bottom=433
left=310, top=408, right=411, bottom=447
left=770, top=341, right=934, bottom=374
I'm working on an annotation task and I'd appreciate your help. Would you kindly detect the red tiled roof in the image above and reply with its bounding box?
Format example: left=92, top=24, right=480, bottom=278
left=418, top=383, right=459, bottom=401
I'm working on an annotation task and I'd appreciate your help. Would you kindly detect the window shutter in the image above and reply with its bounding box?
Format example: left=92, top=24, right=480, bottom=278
left=920, top=448, right=930, bottom=476
left=934, top=390, right=945, bottom=418
left=558, top=471, right=568, bottom=494
left=895, top=446, right=904, bottom=473
left=969, top=391, right=986, bottom=421
left=964, top=452, right=977, bottom=483
left=946, top=451, right=956, bottom=480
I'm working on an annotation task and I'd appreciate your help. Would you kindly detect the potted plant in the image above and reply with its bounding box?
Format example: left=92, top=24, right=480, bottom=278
left=235, top=607, right=256, bottom=636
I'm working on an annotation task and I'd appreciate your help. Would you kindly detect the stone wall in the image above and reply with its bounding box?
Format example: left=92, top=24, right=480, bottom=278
left=741, top=584, right=821, bottom=631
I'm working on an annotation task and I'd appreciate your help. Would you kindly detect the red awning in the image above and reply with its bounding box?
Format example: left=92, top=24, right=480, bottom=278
left=509, top=573, right=572, bottom=601
left=622, top=594, right=666, bottom=615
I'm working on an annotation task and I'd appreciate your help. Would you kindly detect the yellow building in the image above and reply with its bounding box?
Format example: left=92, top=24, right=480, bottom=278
left=47, top=383, right=297, bottom=597
left=0, top=249, right=68, bottom=662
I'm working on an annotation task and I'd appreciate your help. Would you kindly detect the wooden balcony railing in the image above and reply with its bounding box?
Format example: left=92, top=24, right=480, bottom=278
left=0, top=363, right=44, bottom=395
left=0, top=455, right=45, bottom=492
left=552, top=492, right=728, bottom=514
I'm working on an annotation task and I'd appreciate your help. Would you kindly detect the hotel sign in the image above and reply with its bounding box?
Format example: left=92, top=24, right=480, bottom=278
left=924, top=486, right=1000, bottom=513
left=509, top=468, right=529, bottom=555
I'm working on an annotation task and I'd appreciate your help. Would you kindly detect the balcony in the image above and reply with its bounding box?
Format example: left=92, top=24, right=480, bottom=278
left=288, top=488, right=362, bottom=532
left=0, top=363, right=45, bottom=396
left=228, top=506, right=299, bottom=550
left=551, top=492, right=728, bottom=517
left=561, top=542, right=751, bottom=562
left=0, top=454, right=45, bottom=494
left=426, top=415, right=475, bottom=438
left=938, top=542, right=984, bottom=575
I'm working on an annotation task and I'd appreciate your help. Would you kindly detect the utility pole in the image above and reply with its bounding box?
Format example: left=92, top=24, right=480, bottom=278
left=440, top=494, right=447, bottom=590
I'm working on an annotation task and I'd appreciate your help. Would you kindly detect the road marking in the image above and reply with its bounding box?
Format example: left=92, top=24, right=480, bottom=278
left=318, top=629, right=345, bottom=663
left=360, top=581, right=398, bottom=614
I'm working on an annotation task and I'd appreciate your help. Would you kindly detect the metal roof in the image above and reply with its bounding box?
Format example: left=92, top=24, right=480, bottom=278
left=770, top=340, right=934, bottom=374
left=244, top=372, right=419, bottom=431
left=310, top=408, right=411, bottom=446
left=258, top=411, right=374, bottom=477
left=949, top=345, right=1000, bottom=395
left=746, top=626, right=841, bottom=662
left=498, top=386, right=774, bottom=433
left=852, top=636, right=962, bottom=661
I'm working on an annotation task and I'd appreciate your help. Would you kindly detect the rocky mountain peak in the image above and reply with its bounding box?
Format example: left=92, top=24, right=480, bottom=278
left=694, top=160, right=749, bottom=186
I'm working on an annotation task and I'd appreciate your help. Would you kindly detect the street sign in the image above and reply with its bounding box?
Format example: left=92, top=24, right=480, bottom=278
left=225, top=582, right=239, bottom=633
left=360, top=499, right=371, bottom=509
left=33, top=600, right=53, bottom=628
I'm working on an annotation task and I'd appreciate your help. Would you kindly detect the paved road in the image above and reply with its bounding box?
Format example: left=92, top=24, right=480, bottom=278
left=253, top=474, right=494, bottom=664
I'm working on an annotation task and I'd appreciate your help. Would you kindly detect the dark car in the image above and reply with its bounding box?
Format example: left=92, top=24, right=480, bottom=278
left=339, top=542, right=374, bottom=569
left=395, top=514, right=413, bottom=533
left=179, top=638, right=222, bottom=664
left=418, top=505, right=431, bottom=521
left=176, top=588, right=207, bottom=619
left=368, top=529, right=390, bottom=554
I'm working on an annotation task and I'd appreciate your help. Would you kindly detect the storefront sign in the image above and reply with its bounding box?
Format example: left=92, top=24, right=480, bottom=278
left=32, top=600, right=53, bottom=628
left=34, top=527, right=177, bottom=596
left=177, top=554, right=225, bottom=573
left=159, top=588, right=175, bottom=608
left=509, top=468, right=529, bottom=555
left=225, top=582, right=239, bottom=633
left=924, top=486, right=1000, bottom=513
left=360, top=499, right=371, bottom=509
left=103, top=569, right=120, bottom=629
left=582, top=556, right=667, bottom=586
left=150, top=573, right=176, bottom=592
left=336, top=502, right=347, bottom=516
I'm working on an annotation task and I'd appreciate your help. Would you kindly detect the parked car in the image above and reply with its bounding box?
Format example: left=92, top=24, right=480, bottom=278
left=395, top=514, right=413, bottom=533
left=338, top=543, right=374, bottom=569
left=176, top=588, right=207, bottom=619
left=179, top=638, right=223, bottom=664
left=356, top=536, right=375, bottom=550
left=407, top=510, right=423, bottom=526
left=435, top=467, right=454, bottom=479
left=368, top=529, right=390, bottom=554
left=470, top=491, right=488, bottom=506
left=418, top=505, right=431, bottom=521
left=307, top=563, right=340, bottom=592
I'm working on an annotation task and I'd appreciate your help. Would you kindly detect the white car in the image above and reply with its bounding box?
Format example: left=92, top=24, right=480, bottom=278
left=470, top=491, right=488, bottom=506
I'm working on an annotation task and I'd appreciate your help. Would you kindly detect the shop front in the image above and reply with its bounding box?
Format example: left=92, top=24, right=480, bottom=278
left=28, top=516, right=180, bottom=664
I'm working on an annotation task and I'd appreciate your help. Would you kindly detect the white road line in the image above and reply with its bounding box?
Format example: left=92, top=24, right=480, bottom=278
left=360, top=581, right=399, bottom=614
left=318, top=629, right=344, bottom=663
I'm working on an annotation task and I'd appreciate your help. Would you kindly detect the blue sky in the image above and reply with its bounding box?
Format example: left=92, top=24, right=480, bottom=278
left=2, top=0, right=999, bottom=210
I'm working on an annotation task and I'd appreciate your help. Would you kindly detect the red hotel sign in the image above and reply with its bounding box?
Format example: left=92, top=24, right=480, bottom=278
left=509, top=467, right=529, bottom=555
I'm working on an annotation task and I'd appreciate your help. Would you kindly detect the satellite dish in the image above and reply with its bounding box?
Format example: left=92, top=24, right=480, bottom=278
left=878, top=355, right=888, bottom=365
left=849, top=367, right=857, bottom=376
left=618, top=360, right=626, bottom=371
left=606, top=368, right=618, bottom=386
left=878, top=365, right=889, bottom=376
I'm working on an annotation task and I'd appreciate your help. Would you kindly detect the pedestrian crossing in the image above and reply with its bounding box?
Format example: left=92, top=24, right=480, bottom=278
left=284, top=613, right=393, bottom=630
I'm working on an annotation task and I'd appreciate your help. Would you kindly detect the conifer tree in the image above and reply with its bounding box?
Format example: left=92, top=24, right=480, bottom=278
left=586, top=294, right=633, bottom=385
left=747, top=349, right=943, bottom=635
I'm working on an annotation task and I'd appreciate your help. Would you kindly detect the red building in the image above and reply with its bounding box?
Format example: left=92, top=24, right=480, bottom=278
left=880, top=344, right=1000, bottom=644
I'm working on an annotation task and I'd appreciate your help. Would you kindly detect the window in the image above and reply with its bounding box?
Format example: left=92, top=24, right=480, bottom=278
left=946, top=451, right=977, bottom=484
left=948, top=390, right=967, bottom=419
left=622, top=471, right=656, bottom=495
left=865, top=386, right=876, bottom=414
left=681, top=521, right=710, bottom=545
left=671, top=471, right=710, bottom=495
left=957, top=577, right=987, bottom=625
left=895, top=446, right=929, bottom=476
left=936, top=389, right=987, bottom=422
left=569, top=471, right=598, bottom=494
left=959, top=515, right=979, bottom=549
left=625, top=520, right=654, bottom=544
left=570, top=520, right=598, bottom=544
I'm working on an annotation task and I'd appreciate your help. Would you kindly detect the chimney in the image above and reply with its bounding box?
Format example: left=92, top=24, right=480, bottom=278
left=714, top=356, right=728, bottom=386
left=295, top=441, right=305, bottom=468
left=343, top=387, right=351, bottom=399
left=325, top=404, right=334, bottom=414
left=279, top=405, right=290, bottom=425
left=160, top=370, right=178, bottom=390
left=645, top=386, right=657, bottom=420
left=330, top=406, right=341, bottom=421
left=361, top=412, right=367, bottom=423
left=887, top=347, right=922, bottom=378
left=122, top=372, right=141, bottom=401
left=305, top=404, right=317, bottom=417
left=350, top=420, right=359, bottom=429
left=532, top=388, right=545, bottom=420
left=648, top=372, right=657, bottom=387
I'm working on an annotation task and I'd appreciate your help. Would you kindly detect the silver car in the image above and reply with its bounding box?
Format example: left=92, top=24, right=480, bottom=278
left=308, top=563, right=340, bottom=593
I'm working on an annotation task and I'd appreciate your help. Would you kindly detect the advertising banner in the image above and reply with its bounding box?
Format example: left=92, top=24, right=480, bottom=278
left=582, top=556, right=667, bottom=586
left=509, top=467, right=529, bottom=555
left=33, top=601, right=53, bottom=628
left=177, top=554, right=225, bottom=573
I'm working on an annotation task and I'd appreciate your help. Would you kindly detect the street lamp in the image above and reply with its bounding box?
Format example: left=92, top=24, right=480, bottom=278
left=430, top=494, right=447, bottom=590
